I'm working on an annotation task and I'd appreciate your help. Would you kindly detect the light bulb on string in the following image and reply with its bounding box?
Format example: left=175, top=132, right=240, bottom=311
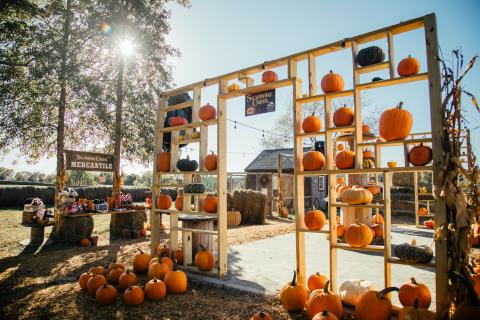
left=234, top=121, right=237, bottom=130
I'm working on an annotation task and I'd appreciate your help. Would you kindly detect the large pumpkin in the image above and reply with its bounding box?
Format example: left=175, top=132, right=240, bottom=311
left=356, top=46, right=385, bottom=67
left=302, top=113, right=322, bottom=133
left=308, top=272, right=329, bottom=292
left=394, top=239, right=433, bottom=264
left=123, top=285, right=144, bottom=306
left=204, top=151, right=217, bottom=171
left=354, top=287, right=399, bottom=320
left=199, top=103, right=217, bottom=121
left=203, top=194, right=218, bottom=213
left=118, top=269, right=138, bottom=290
left=168, top=116, right=188, bottom=127
left=306, top=281, right=343, bottom=319
left=157, top=150, right=170, bottom=172
left=397, top=55, right=420, bottom=77
left=344, top=221, right=373, bottom=247
left=144, top=277, right=167, bottom=301
left=279, top=270, right=308, bottom=312
left=262, top=70, right=278, bottom=83
left=303, top=151, right=326, bottom=171
left=321, top=70, right=344, bottom=93
left=304, top=208, right=326, bottom=230
left=194, top=244, right=215, bottom=271
left=408, top=143, right=432, bottom=166
left=333, top=105, right=354, bottom=127
left=95, top=284, right=117, bottom=306
left=133, top=248, right=150, bottom=273
left=339, top=279, right=379, bottom=306
left=398, top=278, right=431, bottom=309
left=335, top=150, right=355, bottom=169
left=341, top=186, right=373, bottom=205
left=164, top=261, right=187, bottom=294
left=156, top=194, right=172, bottom=209
left=379, top=102, right=413, bottom=141
left=87, top=274, right=107, bottom=296
left=176, top=156, right=199, bottom=172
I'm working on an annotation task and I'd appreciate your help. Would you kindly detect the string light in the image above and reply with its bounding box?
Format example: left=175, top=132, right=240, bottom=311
left=226, top=118, right=293, bottom=140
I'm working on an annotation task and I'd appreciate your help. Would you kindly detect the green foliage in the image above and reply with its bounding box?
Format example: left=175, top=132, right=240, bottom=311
left=0, top=167, right=14, bottom=180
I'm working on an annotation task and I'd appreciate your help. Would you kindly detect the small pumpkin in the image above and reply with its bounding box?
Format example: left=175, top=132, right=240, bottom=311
left=398, top=277, right=431, bottom=309
left=363, top=149, right=374, bottom=159
left=184, top=183, right=206, bottom=194
left=362, top=124, right=370, bottom=133
left=227, top=83, right=240, bottom=92
left=303, top=151, right=326, bottom=171
left=408, top=143, right=432, bottom=166
left=372, top=213, right=384, bottom=224
left=175, top=195, right=183, bottom=211
left=195, top=244, right=215, bottom=271
left=337, top=225, right=345, bottom=238
left=144, top=277, right=167, bottom=301
left=250, top=311, right=273, bottom=320
left=87, top=274, right=107, bottom=296
left=108, top=260, right=125, bottom=273
left=339, top=279, right=379, bottom=306
left=397, top=55, right=420, bottom=77
left=176, top=156, right=199, bottom=172
left=148, top=261, right=170, bottom=280
left=398, top=299, right=436, bottom=320
left=356, top=46, right=385, bottom=67
left=133, top=248, right=151, bottom=273
left=164, top=260, right=188, bottom=294
left=204, top=151, right=217, bottom=171
left=118, top=270, right=138, bottom=290
left=312, top=310, right=338, bottom=320
left=304, top=208, right=326, bottom=230
left=80, top=238, right=90, bottom=247
left=168, top=116, right=188, bottom=127
left=107, top=268, right=124, bottom=285
left=333, top=105, right=354, bottom=127
left=306, top=280, right=343, bottom=319
left=307, top=272, right=328, bottom=291
left=418, top=207, right=428, bottom=216
left=424, top=219, right=435, bottom=229
left=344, top=221, right=373, bottom=247
left=341, top=186, right=373, bottom=205
left=174, top=249, right=184, bottom=265
left=452, top=271, right=480, bottom=320
left=203, top=194, right=218, bottom=213
left=199, top=103, right=217, bottom=121
left=156, top=194, right=172, bottom=209
left=336, top=177, right=345, bottom=184
left=354, top=287, right=399, bottom=320
left=96, top=284, right=117, bottom=306
left=372, top=224, right=383, bottom=238
left=123, top=285, right=144, bottom=306
left=379, top=102, right=413, bottom=141
left=279, top=270, right=308, bottom=312
left=157, top=150, right=170, bottom=172
left=302, top=112, right=322, bottom=133
left=89, top=266, right=106, bottom=276
left=365, top=184, right=381, bottom=195
left=79, top=272, right=93, bottom=290
left=335, top=150, right=355, bottom=169
left=337, top=144, right=345, bottom=151
left=161, top=254, right=174, bottom=271
left=157, top=244, right=169, bottom=258
left=394, top=239, right=433, bottom=264
left=321, top=70, right=344, bottom=93
left=262, top=70, right=278, bottom=83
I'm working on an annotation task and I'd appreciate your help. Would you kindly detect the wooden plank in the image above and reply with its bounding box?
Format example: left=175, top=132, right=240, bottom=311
left=387, top=31, right=395, bottom=79
left=192, top=86, right=201, bottom=123
left=359, top=137, right=432, bottom=147
left=387, top=257, right=435, bottom=268
left=297, top=90, right=354, bottom=104
left=327, top=125, right=355, bottom=133
left=329, top=174, right=339, bottom=291
left=331, top=203, right=384, bottom=208
left=332, top=243, right=385, bottom=252
left=161, top=100, right=193, bottom=113
left=238, top=74, right=254, bottom=87
left=298, top=228, right=329, bottom=234
left=414, top=172, right=419, bottom=228
left=288, top=58, right=297, bottom=79
left=171, top=138, right=201, bottom=145
left=351, top=40, right=363, bottom=170
left=159, top=119, right=218, bottom=132
left=357, top=72, right=428, bottom=90
left=383, top=172, right=392, bottom=292
left=325, top=97, right=334, bottom=171
left=295, top=131, right=326, bottom=139
left=182, top=231, right=192, bottom=266
left=172, top=227, right=218, bottom=235
left=218, top=78, right=294, bottom=99
left=355, top=61, right=390, bottom=74
left=308, top=53, right=317, bottom=96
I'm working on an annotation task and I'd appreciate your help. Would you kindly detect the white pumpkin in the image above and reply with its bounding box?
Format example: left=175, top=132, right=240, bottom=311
left=339, top=279, right=379, bottom=306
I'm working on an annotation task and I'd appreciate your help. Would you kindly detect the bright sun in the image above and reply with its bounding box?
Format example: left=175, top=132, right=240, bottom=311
left=118, top=38, right=134, bottom=56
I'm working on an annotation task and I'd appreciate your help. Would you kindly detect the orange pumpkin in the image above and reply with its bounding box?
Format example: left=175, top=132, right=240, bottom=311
left=175, top=195, right=183, bottom=211
left=397, top=55, right=420, bottom=76
left=123, top=285, right=144, bottom=306
left=341, top=186, right=373, bottom=205
left=372, top=224, right=384, bottom=238
left=95, top=284, right=117, bottom=306
left=303, top=151, right=326, bottom=171
left=337, top=144, right=345, bottom=151
left=144, top=277, right=166, bottom=301
left=333, top=105, right=354, bottom=127
left=227, top=83, right=240, bottom=92
left=107, top=268, right=124, bottom=285
left=372, top=213, right=384, bottom=224
left=337, top=225, right=345, bottom=238
left=313, top=310, right=338, bottom=320
left=199, top=103, right=217, bottom=121
left=161, top=255, right=174, bottom=271
left=203, top=194, right=218, bottom=213
left=164, top=261, right=188, bottom=294
left=306, top=280, right=343, bottom=319
left=89, top=266, right=106, bottom=276
left=354, top=287, right=399, bottom=320
left=365, top=184, right=381, bottom=195
left=250, top=311, right=273, bottom=320
left=308, top=272, right=329, bottom=291
left=80, top=238, right=90, bottom=247
left=174, top=249, right=184, bottom=265
left=79, top=272, right=93, bottom=290
left=363, top=149, right=374, bottom=159
left=399, top=278, right=431, bottom=308
left=148, top=261, right=170, bottom=280
left=321, top=70, right=344, bottom=93
left=336, top=177, right=345, bottom=184
left=133, top=248, right=151, bottom=273
left=204, top=151, right=218, bottom=171
left=87, top=274, right=107, bottom=296
left=157, top=244, right=169, bottom=257
left=195, top=244, right=215, bottom=271
left=118, top=270, right=138, bottom=290
left=279, top=271, right=308, bottom=312
left=362, top=124, right=370, bottom=133
left=472, top=274, right=480, bottom=298
left=408, top=143, right=432, bottom=166
left=344, top=221, right=373, bottom=247
left=424, top=219, right=435, bottom=229
left=262, top=70, right=278, bottom=83
left=108, top=260, right=124, bottom=273
left=157, top=150, right=170, bottom=172
left=418, top=207, right=428, bottom=216
left=379, top=102, right=413, bottom=141
left=335, top=150, right=355, bottom=169
left=156, top=194, right=172, bottom=209
left=302, top=112, right=322, bottom=133
left=304, top=208, right=326, bottom=230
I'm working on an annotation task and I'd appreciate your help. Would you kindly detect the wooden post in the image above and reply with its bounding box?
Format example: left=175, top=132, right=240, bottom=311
left=414, top=172, right=419, bottom=228
left=383, top=172, right=392, bottom=291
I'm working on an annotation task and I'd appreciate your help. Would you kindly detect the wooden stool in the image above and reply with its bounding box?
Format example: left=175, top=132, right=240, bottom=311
left=20, top=221, right=55, bottom=246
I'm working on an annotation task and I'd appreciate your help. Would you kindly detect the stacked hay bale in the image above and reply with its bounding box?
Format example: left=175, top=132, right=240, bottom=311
left=229, top=189, right=267, bottom=225
left=110, top=210, right=147, bottom=237
left=50, top=215, right=94, bottom=243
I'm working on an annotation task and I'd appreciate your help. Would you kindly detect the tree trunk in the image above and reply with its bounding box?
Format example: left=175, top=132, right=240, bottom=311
left=112, top=56, right=125, bottom=206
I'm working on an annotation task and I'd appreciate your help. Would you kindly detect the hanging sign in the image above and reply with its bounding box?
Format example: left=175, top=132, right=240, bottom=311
left=245, top=89, right=275, bottom=116
left=65, top=150, right=115, bottom=172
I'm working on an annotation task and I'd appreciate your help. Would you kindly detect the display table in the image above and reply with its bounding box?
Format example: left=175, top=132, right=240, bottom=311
left=20, top=221, right=55, bottom=246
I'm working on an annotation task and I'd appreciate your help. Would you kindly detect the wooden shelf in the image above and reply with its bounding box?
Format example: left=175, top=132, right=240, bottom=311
left=297, top=170, right=329, bottom=176
left=298, top=228, right=329, bottom=234
left=155, top=209, right=181, bottom=214
left=332, top=243, right=385, bottom=252
left=155, top=209, right=217, bottom=218
left=171, top=227, right=218, bottom=235
left=60, top=209, right=138, bottom=218
left=358, top=137, right=432, bottom=147
left=183, top=193, right=206, bottom=196
left=327, top=125, right=355, bottom=133
left=295, top=131, right=326, bottom=138
left=218, top=78, right=295, bottom=99
left=328, top=166, right=433, bottom=174
left=356, top=72, right=428, bottom=90
left=159, top=118, right=218, bottom=132
left=418, top=192, right=433, bottom=196
left=355, top=61, right=390, bottom=74
left=297, top=89, right=354, bottom=104
left=331, top=203, right=384, bottom=208
left=157, top=170, right=218, bottom=176
left=160, top=100, right=193, bottom=112
left=172, top=138, right=201, bottom=145
left=387, top=257, right=435, bottom=268
left=418, top=214, right=435, bottom=218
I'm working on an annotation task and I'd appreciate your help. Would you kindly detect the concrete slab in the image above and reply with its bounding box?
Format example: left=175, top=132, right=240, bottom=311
left=190, top=225, right=436, bottom=309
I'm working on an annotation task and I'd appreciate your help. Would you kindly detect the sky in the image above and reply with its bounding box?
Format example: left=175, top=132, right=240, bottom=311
left=1, top=0, right=479, bottom=174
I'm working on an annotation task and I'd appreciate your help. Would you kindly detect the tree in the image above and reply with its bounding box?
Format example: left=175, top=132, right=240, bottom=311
left=0, top=167, right=14, bottom=180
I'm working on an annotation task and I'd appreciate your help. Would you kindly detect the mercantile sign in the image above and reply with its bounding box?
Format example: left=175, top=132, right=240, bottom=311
left=65, top=150, right=115, bottom=172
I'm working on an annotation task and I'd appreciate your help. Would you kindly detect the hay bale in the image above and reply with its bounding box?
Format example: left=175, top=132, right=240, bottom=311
left=110, top=210, right=147, bottom=237
left=227, top=192, right=233, bottom=211
left=231, top=189, right=266, bottom=225
left=51, top=216, right=94, bottom=243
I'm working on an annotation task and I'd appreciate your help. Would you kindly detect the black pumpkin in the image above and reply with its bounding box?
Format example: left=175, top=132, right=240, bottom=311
left=176, top=156, right=198, bottom=172
left=356, top=46, right=385, bottom=67
left=184, top=183, right=205, bottom=194
left=394, top=239, right=433, bottom=264
left=372, top=77, right=383, bottom=82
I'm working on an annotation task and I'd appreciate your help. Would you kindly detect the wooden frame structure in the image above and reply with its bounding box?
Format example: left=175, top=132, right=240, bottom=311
left=150, top=13, right=447, bottom=315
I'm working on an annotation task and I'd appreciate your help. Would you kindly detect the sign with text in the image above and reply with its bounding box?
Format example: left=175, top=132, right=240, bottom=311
left=245, top=89, right=275, bottom=116
left=65, top=150, right=115, bottom=172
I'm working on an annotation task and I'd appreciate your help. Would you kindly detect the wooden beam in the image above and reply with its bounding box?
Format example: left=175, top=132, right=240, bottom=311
left=308, top=53, right=317, bottom=96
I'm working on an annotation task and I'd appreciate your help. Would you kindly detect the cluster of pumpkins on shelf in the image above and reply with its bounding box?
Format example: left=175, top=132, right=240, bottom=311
left=279, top=271, right=434, bottom=320
left=156, top=192, right=218, bottom=213
left=157, top=150, right=217, bottom=173
left=78, top=244, right=216, bottom=306
left=168, top=102, right=217, bottom=127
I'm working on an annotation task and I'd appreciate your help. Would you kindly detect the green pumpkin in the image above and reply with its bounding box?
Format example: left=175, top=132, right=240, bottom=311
left=184, top=183, right=205, bottom=194
left=394, top=239, right=433, bottom=264
left=356, top=46, right=385, bottom=67
left=372, top=77, right=383, bottom=82
left=176, top=156, right=198, bottom=172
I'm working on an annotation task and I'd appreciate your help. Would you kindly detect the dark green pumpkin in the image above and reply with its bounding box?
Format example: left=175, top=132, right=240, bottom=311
left=176, top=156, right=198, bottom=172
left=372, top=77, right=383, bottom=82
left=356, top=46, right=385, bottom=67
left=394, top=239, right=433, bottom=264
left=184, top=183, right=205, bottom=194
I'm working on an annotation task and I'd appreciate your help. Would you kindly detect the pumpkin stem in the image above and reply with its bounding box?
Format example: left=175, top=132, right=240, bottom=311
left=322, top=310, right=330, bottom=316
left=160, top=251, right=169, bottom=258
left=397, top=101, right=404, bottom=109
left=259, top=312, right=266, bottom=318
left=450, top=271, right=479, bottom=306
left=378, top=287, right=399, bottom=299
left=329, top=69, right=333, bottom=73
left=173, top=259, right=178, bottom=271
left=410, top=239, right=417, bottom=246
left=324, top=280, right=330, bottom=293
left=410, top=277, right=418, bottom=285
left=198, top=244, right=206, bottom=252
left=291, top=270, right=297, bottom=286
left=137, top=248, right=143, bottom=254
